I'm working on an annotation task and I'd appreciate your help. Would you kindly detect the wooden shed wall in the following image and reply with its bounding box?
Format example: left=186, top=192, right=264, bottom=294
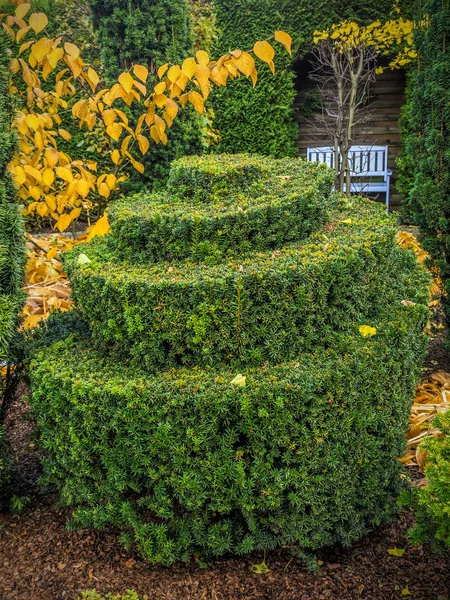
left=294, top=58, right=406, bottom=211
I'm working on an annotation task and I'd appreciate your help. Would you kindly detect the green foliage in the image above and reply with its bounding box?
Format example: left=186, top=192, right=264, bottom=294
left=188, top=0, right=218, bottom=52
left=106, top=155, right=334, bottom=262
left=0, top=31, right=25, bottom=363
left=211, top=0, right=415, bottom=157
left=89, top=0, right=204, bottom=191
left=403, top=412, right=450, bottom=549
left=64, top=158, right=428, bottom=371
left=399, top=1, right=450, bottom=321
left=30, top=301, right=428, bottom=565
left=0, top=29, right=25, bottom=509
left=29, top=153, right=430, bottom=564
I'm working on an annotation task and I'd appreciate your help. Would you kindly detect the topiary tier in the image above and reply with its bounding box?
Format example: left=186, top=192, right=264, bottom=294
left=30, top=154, right=430, bottom=565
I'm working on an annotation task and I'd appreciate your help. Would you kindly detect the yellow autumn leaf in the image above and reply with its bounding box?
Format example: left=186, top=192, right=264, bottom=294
left=29, top=12, right=48, bottom=34
left=231, top=374, right=246, bottom=387
left=56, top=213, right=72, bottom=233
left=31, top=38, right=52, bottom=62
left=98, top=182, right=110, bottom=198
left=274, top=30, right=292, bottom=56
left=188, top=91, right=204, bottom=114
left=359, top=325, right=377, bottom=337
left=157, top=63, right=169, bottom=79
left=45, top=148, right=59, bottom=168
left=181, top=57, right=197, bottom=79
left=15, top=3, right=31, bottom=19
left=23, top=164, right=42, bottom=181
left=106, top=122, right=122, bottom=141
left=58, top=128, right=72, bottom=141
left=253, top=40, right=275, bottom=65
left=118, top=71, right=134, bottom=93
left=55, top=166, right=73, bottom=183
left=64, top=42, right=79, bottom=59
left=133, top=64, right=148, bottom=83
left=46, top=247, right=59, bottom=260
left=87, top=67, right=99, bottom=88
left=76, top=179, right=91, bottom=198
left=387, top=547, right=405, bottom=557
left=106, top=174, right=116, bottom=190
left=25, top=113, right=40, bottom=130
left=42, top=168, right=55, bottom=187
left=196, top=50, right=209, bottom=67
left=85, top=213, right=111, bottom=242
left=111, top=149, right=121, bottom=165
left=137, top=134, right=150, bottom=155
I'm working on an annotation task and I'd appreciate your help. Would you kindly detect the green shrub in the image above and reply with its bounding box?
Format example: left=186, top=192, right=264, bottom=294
left=30, top=300, right=428, bottom=565
left=107, top=155, right=334, bottom=262
left=0, top=30, right=25, bottom=508
left=30, top=152, right=430, bottom=565
left=65, top=193, right=427, bottom=371
left=404, top=412, right=450, bottom=549
left=0, top=31, right=25, bottom=362
left=399, top=1, right=450, bottom=320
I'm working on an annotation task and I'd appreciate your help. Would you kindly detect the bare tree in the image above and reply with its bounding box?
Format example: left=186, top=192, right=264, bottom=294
left=308, top=39, right=378, bottom=191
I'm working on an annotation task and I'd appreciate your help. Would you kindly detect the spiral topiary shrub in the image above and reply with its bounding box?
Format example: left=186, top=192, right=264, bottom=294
left=30, top=153, right=430, bottom=565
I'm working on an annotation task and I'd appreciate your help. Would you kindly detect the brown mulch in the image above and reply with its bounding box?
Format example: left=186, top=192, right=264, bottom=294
left=1, top=328, right=450, bottom=599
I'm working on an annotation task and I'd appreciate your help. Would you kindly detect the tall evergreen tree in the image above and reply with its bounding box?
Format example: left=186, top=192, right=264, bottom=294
left=401, top=0, right=450, bottom=316
left=0, top=29, right=25, bottom=507
left=0, top=31, right=24, bottom=365
left=89, top=0, right=204, bottom=190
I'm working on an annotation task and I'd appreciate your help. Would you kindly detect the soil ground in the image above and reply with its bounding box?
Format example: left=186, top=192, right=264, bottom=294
left=1, top=346, right=450, bottom=600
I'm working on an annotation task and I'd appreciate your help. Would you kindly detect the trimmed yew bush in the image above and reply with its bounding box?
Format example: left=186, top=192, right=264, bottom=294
left=30, top=154, right=430, bottom=564
left=406, top=412, right=450, bottom=549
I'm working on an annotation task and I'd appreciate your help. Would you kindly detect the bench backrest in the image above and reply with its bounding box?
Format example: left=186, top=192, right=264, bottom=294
left=306, top=145, right=389, bottom=180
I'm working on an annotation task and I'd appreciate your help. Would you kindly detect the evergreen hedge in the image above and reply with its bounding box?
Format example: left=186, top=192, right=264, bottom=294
left=399, top=0, right=450, bottom=323
left=30, top=154, right=430, bottom=564
left=0, top=30, right=25, bottom=508
left=106, top=155, right=333, bottom=263
left=212, top=0, right=415, bottom=157
left=89, top=0, right=203, bottom=190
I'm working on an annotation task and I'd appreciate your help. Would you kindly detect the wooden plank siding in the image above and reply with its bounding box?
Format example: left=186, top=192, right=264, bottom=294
left=293, top=57, right=406, bottom=211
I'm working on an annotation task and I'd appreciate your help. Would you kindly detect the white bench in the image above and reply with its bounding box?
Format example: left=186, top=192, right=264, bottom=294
left=306, top=145, right=393, bottom=211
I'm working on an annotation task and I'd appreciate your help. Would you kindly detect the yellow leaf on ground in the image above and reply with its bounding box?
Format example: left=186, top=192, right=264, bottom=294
left=387, top=547, right=405, bottom=557
left=46, top=247, right=59, bottom=260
